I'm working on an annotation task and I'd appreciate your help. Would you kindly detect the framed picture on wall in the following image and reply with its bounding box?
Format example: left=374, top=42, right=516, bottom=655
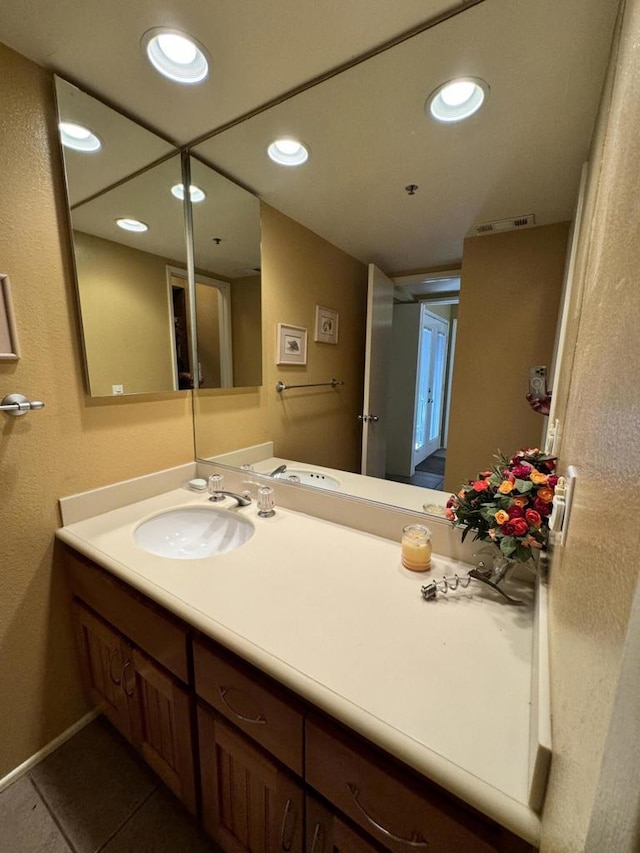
left=0, top=274, right=20, bottom=360
left=276, top=323, right=307, bottom=365
left=314, top=305, right=339, bottom=344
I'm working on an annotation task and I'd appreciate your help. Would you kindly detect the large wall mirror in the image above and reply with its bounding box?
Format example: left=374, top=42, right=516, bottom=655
left=191, top=0, right=619, bottom=512
left=55, top=78, right=262, bottom=395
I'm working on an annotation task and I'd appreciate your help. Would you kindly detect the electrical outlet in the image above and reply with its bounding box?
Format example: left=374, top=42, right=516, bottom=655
left=112, top=384, right=124, bottom=395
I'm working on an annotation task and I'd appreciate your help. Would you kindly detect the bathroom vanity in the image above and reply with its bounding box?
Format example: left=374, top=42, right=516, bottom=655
left=57, top=472, right=547, bottom=852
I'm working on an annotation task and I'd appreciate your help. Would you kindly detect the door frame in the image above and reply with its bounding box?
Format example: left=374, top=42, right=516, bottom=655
left=166, top=265, right=234, bottom=388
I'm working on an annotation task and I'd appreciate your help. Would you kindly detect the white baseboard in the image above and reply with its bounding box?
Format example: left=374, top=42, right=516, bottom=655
left=0, top=709, right=99, bottom=793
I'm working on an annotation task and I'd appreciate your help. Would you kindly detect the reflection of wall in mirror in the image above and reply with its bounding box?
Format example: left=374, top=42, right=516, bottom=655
left=194, top=203, right=368, bottom=473
left=445, top=222, right=569, bottom=492
left=230, top=273, right=262, bottom=387
left=73, top=230, right=183, bottom=395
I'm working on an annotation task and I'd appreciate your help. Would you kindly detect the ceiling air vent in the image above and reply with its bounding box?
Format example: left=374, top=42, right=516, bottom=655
left=474, top=213, right=535, bottom=236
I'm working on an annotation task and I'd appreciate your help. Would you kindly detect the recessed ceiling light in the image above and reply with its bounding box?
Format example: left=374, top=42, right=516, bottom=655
left=59, top=121, right=101, bottom=152
left=267, top=138, right=309, bottom=166
left=427, top=78, right=488, bottom=123
left=142, top=28, right=209, bottom=84
left=116, top=218, right=148, bottom=233
left=171, top=183, right=206, bottom=203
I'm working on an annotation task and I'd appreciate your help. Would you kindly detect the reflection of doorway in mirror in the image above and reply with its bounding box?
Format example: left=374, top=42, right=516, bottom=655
left=172, top=285, right=192, bottom=389
left=166, top=267, right=233, bottom=389
left=195, top=275, right=233, bottom=388
left=386, top=301, right=458, bottom=491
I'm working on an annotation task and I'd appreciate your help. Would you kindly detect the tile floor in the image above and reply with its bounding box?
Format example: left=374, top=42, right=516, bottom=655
left=0, top=717, right=218, bottom=853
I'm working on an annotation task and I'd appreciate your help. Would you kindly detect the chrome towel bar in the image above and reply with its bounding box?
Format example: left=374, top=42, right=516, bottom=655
left=275, top=378, right=344, bottom=392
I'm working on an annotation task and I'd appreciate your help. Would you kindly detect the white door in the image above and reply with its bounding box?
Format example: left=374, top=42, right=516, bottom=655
left=413, top=310, right=449, bottom=467
left=361, top=264, right=394, bottom=477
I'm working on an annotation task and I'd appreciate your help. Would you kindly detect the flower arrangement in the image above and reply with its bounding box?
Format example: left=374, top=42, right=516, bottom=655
left=446, top=448, right=558, bottom=562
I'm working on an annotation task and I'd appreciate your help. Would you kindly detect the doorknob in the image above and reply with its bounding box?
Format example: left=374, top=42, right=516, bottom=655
left=369, top=415, right=379, bottom=423
left=358, top=414, right=379, bottom=423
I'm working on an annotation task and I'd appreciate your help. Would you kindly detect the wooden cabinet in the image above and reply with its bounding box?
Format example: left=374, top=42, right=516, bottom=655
left=66, top=548, right=536, bottom=852
left=72, top=600, right=134, bottom=742
left=71, top=598, right=196, bottom=813
left=306, top=793, right=382, bottom=853
left=128, top=646, right=196, bottom=812
left=194, top=638, right=304, bottom=775
left=67, top=550, right=189, bottom=682
left=306, top=715, right=504, bottom=853
left=198, top=704, right=303, bottom=853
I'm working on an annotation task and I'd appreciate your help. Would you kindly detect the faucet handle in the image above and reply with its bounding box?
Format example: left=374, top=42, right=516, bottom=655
left=208, top=474, right=225, bottom=502
left=257, top=486, right=276, bottom=518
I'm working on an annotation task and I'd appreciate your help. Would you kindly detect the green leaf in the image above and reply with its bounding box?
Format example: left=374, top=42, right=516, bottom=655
left=515, top=544, right=532, bottom=562
left=500, top=536, right=518, bottom=556
left=515, top=479, right=533, bottom=493
left=479, top=505, right=498, bottom=522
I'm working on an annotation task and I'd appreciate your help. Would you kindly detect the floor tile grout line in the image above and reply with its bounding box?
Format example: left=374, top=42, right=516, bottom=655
left=28, top=773, right=78, bottom=853
left=94, top=782, right=160, bottom=853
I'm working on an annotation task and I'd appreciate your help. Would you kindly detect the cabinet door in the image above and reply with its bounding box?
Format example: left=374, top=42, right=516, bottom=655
left=126, top=647, right=196, bottom=813
left=198, top=704, right=303, bottom=853
left=306, top=794, right=381, bottom=853
left=72, top=601, right=132, bottom=741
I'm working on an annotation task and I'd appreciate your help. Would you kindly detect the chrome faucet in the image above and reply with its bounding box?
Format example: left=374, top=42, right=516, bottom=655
left=269, top=464, right=287, bottom=477
left=209, top=490, right=252, bottom=507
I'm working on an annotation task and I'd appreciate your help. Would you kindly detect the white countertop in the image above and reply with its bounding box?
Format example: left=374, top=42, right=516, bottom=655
left=57, top=486, right=541, bottom=845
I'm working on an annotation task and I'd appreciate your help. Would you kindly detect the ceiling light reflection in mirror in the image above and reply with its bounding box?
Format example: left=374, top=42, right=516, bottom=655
left=191, top=0, right=619, bottom=513
left=55, top=77, right=174, bottom=205
left=70, top=154, right=191, bottom=395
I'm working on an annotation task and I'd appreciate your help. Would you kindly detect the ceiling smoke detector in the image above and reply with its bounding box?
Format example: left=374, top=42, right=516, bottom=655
left=474, top=214, right=535, bottom=236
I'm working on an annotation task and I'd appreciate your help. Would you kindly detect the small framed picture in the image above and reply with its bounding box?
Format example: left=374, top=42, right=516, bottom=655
left=0, top=274, right=20, bottom=360
left=314, top=305, right=339, bottom=345
left=276, top=323, right=307, bottom=365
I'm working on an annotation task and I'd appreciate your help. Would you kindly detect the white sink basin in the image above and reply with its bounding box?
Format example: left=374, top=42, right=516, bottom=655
left=134, top=506, right=254, bottom=559
left=274, top=468, right=340, bottom=491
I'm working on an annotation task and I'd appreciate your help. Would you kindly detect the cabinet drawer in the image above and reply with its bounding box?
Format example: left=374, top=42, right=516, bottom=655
left=67, top=549, right=189, bottom=683
left=194, top=638, right=304, bottom=775
left=306, top=716, right=500, bottom=853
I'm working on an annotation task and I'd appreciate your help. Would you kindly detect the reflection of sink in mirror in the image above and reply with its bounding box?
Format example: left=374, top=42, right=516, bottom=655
left=134, top=507, right=254, bottom=560
left=273, top=469, right=341, bottom=491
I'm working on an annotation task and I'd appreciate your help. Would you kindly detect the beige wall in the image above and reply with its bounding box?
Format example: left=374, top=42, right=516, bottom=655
left=194, top=204, right=368, bottom=474
left=445, top=223, right=568, bottom=492
left=231, top=273, right=262, bottom=387
left=73, top=231, right=177, bottom=395
left=540, top=1, right=640, bottom=849
left=0, top=44, right=194, bottom=778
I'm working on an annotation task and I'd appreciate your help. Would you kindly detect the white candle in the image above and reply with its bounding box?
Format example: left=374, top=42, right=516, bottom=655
left=401, top=524, right=432, bottom=572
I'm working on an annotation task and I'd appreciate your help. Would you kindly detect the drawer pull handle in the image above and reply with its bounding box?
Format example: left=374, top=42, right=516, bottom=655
left=218, top=686, right=267, bottom=725
left=122, top=659, right=136, bottom=697
left=108, top=648, right=122, bottom=686
left=280, top=797, right=296, bottom=851
left=310, top=822, right=323, bottom=853
left=347, top=784, right=428, bottom=848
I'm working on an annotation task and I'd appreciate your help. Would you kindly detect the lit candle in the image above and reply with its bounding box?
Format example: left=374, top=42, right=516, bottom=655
left=401, top=524, right=432, bottom=572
